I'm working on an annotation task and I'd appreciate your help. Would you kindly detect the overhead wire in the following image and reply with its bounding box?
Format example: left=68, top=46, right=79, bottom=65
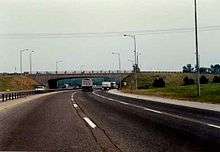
left=0, top=25, right=220, bottom=39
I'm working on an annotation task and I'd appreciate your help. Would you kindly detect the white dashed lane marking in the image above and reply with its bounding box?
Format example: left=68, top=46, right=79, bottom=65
left=73, top=103, right=79, bottom=108
left=71, top=92, right=97, bottom=129
left=83, top=117, right=97, bottom=129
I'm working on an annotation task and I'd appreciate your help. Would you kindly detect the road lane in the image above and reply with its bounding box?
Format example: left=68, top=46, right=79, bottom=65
left=1, top=90, right=219, bottom=151
left=93, top=91, right=220, bottom=136
left=0, top=91, right=101, bottom=151
left=73, top=91, right=219, bottom=152
left=97, top=91, right=220, bottom=126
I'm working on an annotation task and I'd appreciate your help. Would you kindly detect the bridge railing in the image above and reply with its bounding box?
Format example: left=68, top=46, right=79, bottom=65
left=0, top=70, right=132, bottom=75
left=32, top=70, right=132, bottom=75
left=0, top=70, right=185, bottom=76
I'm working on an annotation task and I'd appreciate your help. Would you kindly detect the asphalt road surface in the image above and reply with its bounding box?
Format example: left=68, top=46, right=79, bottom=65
left=0, top=90, right=219, bottom=151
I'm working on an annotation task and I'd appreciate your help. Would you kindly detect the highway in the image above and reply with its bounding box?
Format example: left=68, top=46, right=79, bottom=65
left=0, top=90, right=219, bottom=151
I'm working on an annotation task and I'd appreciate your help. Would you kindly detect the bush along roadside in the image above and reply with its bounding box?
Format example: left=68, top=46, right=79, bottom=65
left=138, top=83, right=150, bottom=89
left=152, top=77, right=165, bottom=88
left=183, top=76, right=195, bottom=85
left=200, top=75, right=209, bottom=84
left=213, top=76, right=220, bottom=83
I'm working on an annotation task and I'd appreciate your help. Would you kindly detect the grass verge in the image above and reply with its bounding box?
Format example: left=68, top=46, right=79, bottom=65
left=0, top=75, right=38, bottom=92
left=123, top=83, right=220, bottom=104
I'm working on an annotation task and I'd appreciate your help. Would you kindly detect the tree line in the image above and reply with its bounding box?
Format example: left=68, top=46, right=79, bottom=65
left=183, top=64, right=220, bottom=74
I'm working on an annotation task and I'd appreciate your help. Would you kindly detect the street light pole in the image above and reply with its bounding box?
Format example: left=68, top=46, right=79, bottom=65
left=56, top=61, right=63, bottom=74
left=112, top=52, right=121, bottom=71
left=194, top=0, right=201, bottom=96
left=112, top=52, right=122, bottom=89
left=124, top=34, right=138, bottom=90
left=29, top=51, right=34, bottom=74
left=20, top=49, right=28, bottom=74
left=137, top=52, right=141, bottom=69
left=80, top=65, right=86, bottom=72
left=133, top=36, right=137, bottom=68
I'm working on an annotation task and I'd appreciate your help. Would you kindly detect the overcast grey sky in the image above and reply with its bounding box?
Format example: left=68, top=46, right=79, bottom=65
left=0, top=0, right=219, bottom=72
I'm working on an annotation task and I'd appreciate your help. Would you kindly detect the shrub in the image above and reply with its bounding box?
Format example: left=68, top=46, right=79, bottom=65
left=200, top=75, right=209, bottom=84
left=183, top=76, right=195, bottom=85
left=213, top=76, right=220, bottom=83
left=152, top=77, right=165, bottom=88
left=138, top=84, right=150, bottom=89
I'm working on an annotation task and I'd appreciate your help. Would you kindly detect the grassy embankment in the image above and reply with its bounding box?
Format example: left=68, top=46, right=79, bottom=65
left=123, top=73, right=220, bottom=104
left=0, top=75, right=38, bottom=92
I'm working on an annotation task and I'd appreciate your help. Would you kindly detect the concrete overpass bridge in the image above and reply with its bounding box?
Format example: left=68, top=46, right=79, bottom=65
left=28, top=71, right=132, bottom=89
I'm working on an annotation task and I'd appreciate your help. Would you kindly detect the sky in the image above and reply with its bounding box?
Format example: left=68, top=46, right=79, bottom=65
left=0, top=0, right=220, bottom=73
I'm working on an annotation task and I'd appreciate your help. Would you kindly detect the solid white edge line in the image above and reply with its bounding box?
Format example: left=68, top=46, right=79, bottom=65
left=92, top=91, right=220, bottom=129
left=207, top=124, right=220, bottom=129
left=143, top=107, right=163, bottom=114
left=93, top=92, right=163, bottom=115
left=83, top=117, right=97, bottom=129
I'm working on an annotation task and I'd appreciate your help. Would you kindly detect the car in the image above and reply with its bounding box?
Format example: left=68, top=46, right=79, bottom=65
left=35, top=85, right=46, bottom=91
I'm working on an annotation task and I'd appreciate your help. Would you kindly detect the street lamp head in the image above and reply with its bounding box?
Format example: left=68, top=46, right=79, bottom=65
left=124, top=34, right=136, bottom=38
left=56, top=60, right=63, bottom=64
left=112, top=52, right=120, bottom=56
left=21, top=49, right=28, bottom=52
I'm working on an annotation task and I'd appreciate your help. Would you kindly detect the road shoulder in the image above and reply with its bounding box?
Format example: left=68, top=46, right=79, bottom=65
left=108, top=89, right=220, bottom=112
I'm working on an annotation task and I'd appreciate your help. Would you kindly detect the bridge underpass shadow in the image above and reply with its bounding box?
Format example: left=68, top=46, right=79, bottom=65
left=48, top=77, right=120, bottom=89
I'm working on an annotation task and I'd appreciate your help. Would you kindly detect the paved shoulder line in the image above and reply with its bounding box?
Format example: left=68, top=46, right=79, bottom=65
left=92, top=91, right=220, bottom=130
left=108, top=89, right=220, bottom=112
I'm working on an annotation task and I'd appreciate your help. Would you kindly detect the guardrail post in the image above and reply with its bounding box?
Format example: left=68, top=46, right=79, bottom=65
left=11, top=93, right=13, bottom=100
left=2, top=94, right=4, bottom=102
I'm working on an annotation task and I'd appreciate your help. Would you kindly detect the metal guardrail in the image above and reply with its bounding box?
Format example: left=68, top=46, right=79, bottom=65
left=0, top=89, right=73, bottom=102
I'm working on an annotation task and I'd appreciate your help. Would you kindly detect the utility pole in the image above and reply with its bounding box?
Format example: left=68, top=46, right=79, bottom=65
left=194, top=0, right=201, bottom=96
left=20, top=49, right=28, bottom=74
left=112, top=52, right=122, bottom=89
left=29, top=51, right=34, bottom=74
left=124, top=34, right=138, bottom=90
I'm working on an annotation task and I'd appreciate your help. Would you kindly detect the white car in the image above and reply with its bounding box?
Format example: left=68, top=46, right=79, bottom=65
left=35, top=85, right=46, bottom=91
